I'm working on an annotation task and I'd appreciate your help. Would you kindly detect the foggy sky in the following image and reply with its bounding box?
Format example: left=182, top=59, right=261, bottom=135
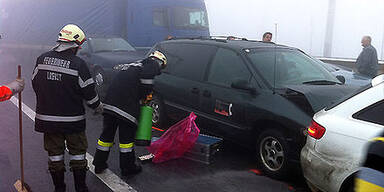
left=205, top=0, right=384, bottom=60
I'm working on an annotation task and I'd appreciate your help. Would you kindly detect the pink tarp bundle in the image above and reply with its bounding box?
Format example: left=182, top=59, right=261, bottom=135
left=148, top=112, right=200, bottom=163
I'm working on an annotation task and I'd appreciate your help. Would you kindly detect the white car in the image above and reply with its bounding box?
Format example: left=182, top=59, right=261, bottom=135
left=301, top=74, right=384, bottom=192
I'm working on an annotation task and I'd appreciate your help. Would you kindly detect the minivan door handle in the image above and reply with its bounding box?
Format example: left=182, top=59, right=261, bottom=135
left=203, top=90, right=211, bottom=97
left=191, top=87, right=200, bottom=94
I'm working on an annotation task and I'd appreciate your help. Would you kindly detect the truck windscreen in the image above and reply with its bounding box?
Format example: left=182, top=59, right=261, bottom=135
left=91, top=38, right=136, bottom=53
left=173, top=8, right=209, bottom=29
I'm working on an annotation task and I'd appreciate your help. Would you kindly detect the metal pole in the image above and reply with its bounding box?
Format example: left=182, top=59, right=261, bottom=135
left=18, top=65, right=25, bottom=191
left=274, top=23, right=278, bottom=43
left=324, top=0, right=336, bottom=57
left=381, top=25, right=384, bottom=60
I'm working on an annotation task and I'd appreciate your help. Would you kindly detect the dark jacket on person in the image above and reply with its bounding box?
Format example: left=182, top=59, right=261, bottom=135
left=103, top=58, right=161, bottom=124
left=356, top=45, right=379, bottom=78
left=32, top=49, right=101, bottom=133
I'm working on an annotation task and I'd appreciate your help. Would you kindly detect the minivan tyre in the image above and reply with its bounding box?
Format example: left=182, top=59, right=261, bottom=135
left=149, top=95, right=166, bottom=129
left=256, top=129, right=290, bottom=179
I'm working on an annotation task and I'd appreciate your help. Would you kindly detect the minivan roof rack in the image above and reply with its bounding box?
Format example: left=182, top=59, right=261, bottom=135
left=166, top=35, right=250, bottom=43
left=210, top=35, right=248, bottom=41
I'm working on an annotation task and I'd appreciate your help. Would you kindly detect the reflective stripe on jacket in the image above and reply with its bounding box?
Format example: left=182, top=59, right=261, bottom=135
left=32, top=49, right=100, bottom=133
left=103, top=58, right=160, bottom=123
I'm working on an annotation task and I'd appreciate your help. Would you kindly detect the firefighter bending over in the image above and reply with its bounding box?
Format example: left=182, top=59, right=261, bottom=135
left=92, top=51, right=167, bottom=176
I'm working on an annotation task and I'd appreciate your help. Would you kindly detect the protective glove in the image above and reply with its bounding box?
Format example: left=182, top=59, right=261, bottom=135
left=6, top=78, right=25, bottom=95
left=94, top=102, right=104, bottom=115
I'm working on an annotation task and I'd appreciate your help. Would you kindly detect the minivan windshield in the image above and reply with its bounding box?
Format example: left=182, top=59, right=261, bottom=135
left=246, top=48, right=340, bottom=88
left=90, top=38, right=136, bottom=53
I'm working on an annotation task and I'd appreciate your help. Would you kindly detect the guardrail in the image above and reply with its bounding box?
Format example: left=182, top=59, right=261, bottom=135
left=317, top=57, right=384, bottom=74
left=317, top=57, right=384, bottom=65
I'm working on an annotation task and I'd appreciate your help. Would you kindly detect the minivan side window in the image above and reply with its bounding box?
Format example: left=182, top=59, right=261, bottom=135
left=207, top=48, right=251, bottom=87
left=352, top=100, right=384, bottom=126
left=160, top=43, right=216, bottom=81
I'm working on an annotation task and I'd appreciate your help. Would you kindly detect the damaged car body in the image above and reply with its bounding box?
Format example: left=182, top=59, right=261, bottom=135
left=301, top=75, right=384, bottom=192
left=150, top=38, right=363, bottom=178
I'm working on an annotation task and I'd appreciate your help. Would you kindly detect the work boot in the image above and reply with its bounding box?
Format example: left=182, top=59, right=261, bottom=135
left=73, top=169, right=88, bottom=192
left=49, top=170, right=66, bottom=192
left=120, top=151, right=142, bottom=176
left=94, top=165, right=108, bottom=174
left=93, top=149, right=110, bottom=174
left=121, top=163, right=142, bottom=176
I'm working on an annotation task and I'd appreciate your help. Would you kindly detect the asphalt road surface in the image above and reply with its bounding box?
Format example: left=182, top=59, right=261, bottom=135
left=0, top=47, right=309, bottom=192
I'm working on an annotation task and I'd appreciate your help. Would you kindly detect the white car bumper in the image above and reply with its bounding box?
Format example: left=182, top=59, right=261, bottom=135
left=301, top=145, right=341, bottom=192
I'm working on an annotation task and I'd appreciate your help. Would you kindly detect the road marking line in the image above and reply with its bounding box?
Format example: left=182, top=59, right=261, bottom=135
left=10, top=96, right=137, bottom=192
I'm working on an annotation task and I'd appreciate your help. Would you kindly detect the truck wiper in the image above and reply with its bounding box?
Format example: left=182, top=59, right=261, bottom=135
left=302, top=80, right=341, bottom=85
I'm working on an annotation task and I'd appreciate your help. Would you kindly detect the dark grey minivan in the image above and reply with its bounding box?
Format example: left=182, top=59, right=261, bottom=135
left=150, top=38, right=361, bottom=178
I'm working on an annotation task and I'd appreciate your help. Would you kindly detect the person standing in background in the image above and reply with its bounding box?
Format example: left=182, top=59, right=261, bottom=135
left=356, top=36, right=379, bottom=78
left=262, top=32, right=273, bottom=42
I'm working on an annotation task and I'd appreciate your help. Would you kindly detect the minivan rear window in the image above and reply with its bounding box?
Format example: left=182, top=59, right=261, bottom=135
left=159, top=43, right=217, bottom=81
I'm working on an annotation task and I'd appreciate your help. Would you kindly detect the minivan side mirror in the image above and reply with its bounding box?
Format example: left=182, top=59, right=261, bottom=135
left=231, top=80, right=257, bottom=94
left=336, top=75, right=346, bottom=84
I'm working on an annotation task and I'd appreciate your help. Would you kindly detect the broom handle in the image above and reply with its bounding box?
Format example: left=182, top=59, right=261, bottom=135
left=18, top=65, right=25, bottom=190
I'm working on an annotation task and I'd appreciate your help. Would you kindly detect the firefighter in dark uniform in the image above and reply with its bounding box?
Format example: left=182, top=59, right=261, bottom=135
left=0, top=78, right=24, bottom=102
left=92, top=51, right=167, bottom=176
left=32, top=24, right=103, bottom=192
left=355, top=131, right=384, bottom=192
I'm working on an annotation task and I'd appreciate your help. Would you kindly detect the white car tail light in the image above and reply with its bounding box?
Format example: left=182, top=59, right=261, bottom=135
left=308, top=120, right=326, bottom=139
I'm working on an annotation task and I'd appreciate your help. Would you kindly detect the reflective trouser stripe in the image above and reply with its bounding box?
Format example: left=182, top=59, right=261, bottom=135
left=49, top=154, right=64, bottom=162
left=97, top=146, right=111, bottom=151
left=35, top=114, right=85, bottom=122
left=355, top=178, right=384, bottom=192
left=69, top=154, right=86, bottom=161
left=372, top=137, right=384, bottom=142
left=97, top=140, right=113, bottom=151
left=119, top=143, right=134, bottom=153
left=356, top=167, right=384, bottom=190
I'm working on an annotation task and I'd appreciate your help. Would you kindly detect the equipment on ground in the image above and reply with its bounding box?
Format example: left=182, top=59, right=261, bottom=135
left=150, top=134, right=223, bottom=164
left=183, top=134, right=223, bottom=164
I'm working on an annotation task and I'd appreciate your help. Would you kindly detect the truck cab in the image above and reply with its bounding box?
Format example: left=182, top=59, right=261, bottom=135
left=126, top=0, right=210, bottom=47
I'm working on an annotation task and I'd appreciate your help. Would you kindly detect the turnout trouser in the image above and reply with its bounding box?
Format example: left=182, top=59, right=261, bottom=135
left=44, top=131, right=89, bottom=191
left=44, top=131, right=88, bottom=172
left=93, top=113, right=137, bottom=170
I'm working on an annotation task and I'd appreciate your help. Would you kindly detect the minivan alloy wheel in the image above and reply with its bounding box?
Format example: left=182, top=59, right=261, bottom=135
left=259, top=136, right=284, bottom=171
